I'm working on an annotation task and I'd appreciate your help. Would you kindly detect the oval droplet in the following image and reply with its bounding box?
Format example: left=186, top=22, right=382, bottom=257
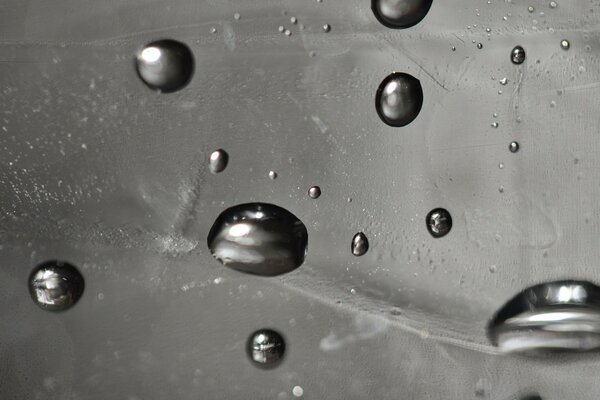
left=509, top=141, right=520, bottom=153
left=560, top=39, right=570, bottom=50
left=135, top=39, right=194, bottom=93
left=511, top=45, right=526, bottom=65
left=308, top=186, right=321, bottom=199
left=29, top=261, right=85, bottom=311
left=371, top=0, right=433, bottom=29
left=488, top=280, right=600, bottom=354
left=375, top=72, right=423, bottom=127
left=246, top=329, right=285, bottom=368
left=426, top=208, right=452, bottom=238
left=207, top=203, right=308, bottom=276
left=209, top=149, right=229, bottom=173
left=268, top=170, right=278, bottom=180
left=351, top=232, right=369, bottom=256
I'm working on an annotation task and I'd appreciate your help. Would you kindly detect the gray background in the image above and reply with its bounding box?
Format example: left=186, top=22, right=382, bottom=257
left=1, top=0, right=600, bottom=398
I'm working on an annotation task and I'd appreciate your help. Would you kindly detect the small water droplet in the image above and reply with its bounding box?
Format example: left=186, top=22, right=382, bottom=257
left=278, top=26, right=285, bottom=33
left=528, top=5, right=535, bottom=12
left=499, top=162, right=505, bottom=169
left=135, top=39, right=194, bottom=93
left=322, top=23, right=331, bottom=32
left=491, top=122, right=499, bottom=128
left=351, top=232, right=369, bottom=256
left=477, top=43, right=483, bottom=49
left=372, top=0, right=433, bottom=29
left=268, top=170, right=278, bottom=180
left=247, top=329, right=285, bottom=368
left=511, top=45, right=526, bottom=64
left=451, top=46, right=456, bottom=51
left=426, top=208, right=452, bottom=238
left=499, top=77, right=508, bottom=85
left=308, top=186, right=321, bottom=199
left=209, top=149, right=229, bottom=174
left=489, top=265, right=498, bottom=273
left=375, top=72, right=423, bottom=127
left=509, top=141, right=520, bottom=153
left=234, top=12, right=241, bottom=20
left=284, top=29, right=292, bottom=36
left=292, top=386, right=304, bottom=397
left=29, top=261, right=85, bottom=311
left=486, top=27, right=491, bottom=33
left=549, top=1, right=557, bottom=8
left=290, top=17, right=297, bottom=24
left=560, top=39, right=570, bottom=50
left=207, top=203, right=308, bottom=276
left=210, top=27, right=217, bottom=34
left=499, top=186, right=505, bottom=193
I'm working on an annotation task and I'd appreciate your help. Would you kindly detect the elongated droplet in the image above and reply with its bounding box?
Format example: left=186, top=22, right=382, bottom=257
left=351, top=232, right=369, bottom=256
left=207, top=203, right=308, bottom=276
left=135, top=39, right=194, bottom=93
left=375, top=72, right=423, bottom=127
left=489, top=280, right=600, bottom=354
left=246, top=329, right=286, bottom=368
left=426, top=208, right=452, bottom=238
left=209, top=149, right=228, bottom=173
left=511, top=45, right=526, bottom=64
left=308, top=186, right=321, bottom=199
left=29, top=261, right=85, bottom=311
left=509, top=141, right=519, bottom=153
left=372, top=0, right=433, bottom=29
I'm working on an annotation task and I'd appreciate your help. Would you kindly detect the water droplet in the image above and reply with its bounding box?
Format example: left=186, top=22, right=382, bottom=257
left=489, top=265, right=498, bottom=273
left=308, top=186, right=321, bottom=199
left=528, top=5, right=535, bottom=12
left=292, top=386, right=304, bottom=397
left=560, top=39, right=570, bottom=50
left=207, top=203, right=308, bottom=276
left=451, top=46, right=456, bottom=51
left=477, top=43, right=483, bottom=49
left=209, top=149, right=229, bottom=174
left=210, top=27, right=217, bottom=34
left=290, top=17, right=297, bottom=24
left=509, top=141, right=520, bottom=153
left=371, top=0, right=433, bottom=29
left=284, top=29, right=292, bottom=36
left=135, top=39, right=194, bottom=93
left=234, top=12, right=241, bottom=20
left=29, top=261, right=85, bottom=311
left=246, top=329, right=285, bottom=368
left=499, top=186, right=504, bottom=193
left=486, top=27, right=491, bottom=33
left=322, top=23, right=331, bottom=32
left=511, top=45, right=526, bottom=64
left=491, top=122, right=499, bottom=128
left=426, top=208, right=452, bottom=238
left=375, top=72, right=423, bottom=127
left=278, top=26, right=285, bottom=33
left=499, top=162, right=504, bottom=169
left=268, top=170, right=278, bottom=180
left=499, top=77, right=508, bottom=85
left=549, top=1, right=557, bottom=8
left=351, top=232, right=369, bottom=256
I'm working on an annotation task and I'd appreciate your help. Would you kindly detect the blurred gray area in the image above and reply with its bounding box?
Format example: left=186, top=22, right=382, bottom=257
left=2, top=0, right=600, bottom=398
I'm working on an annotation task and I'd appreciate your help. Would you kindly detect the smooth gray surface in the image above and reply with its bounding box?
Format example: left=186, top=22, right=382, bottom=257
left=2, top=0, right=600, bottom=398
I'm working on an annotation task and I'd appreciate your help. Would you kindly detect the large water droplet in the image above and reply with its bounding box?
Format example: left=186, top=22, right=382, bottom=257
left=488, top=280, right=600, bottom=354
left=511, top=45, right=526, bottom=64
left=426, top=208, right=452, bottom=238
left=308, top=186, right=321, bottom=199
left=375, top=72, right=423, bottom=127
left=207, top=203, right=308, bottom=276
left=351, top=232, right=369, bottom=256
left=135, top=39, right=194, bottom=93
left=371, top=0, right=433, bottom=29
left=209, top=149, right=229, bottom=174
left=29, top=261, right=85, bottom=311
left=246, top=328, right=286, bottom=368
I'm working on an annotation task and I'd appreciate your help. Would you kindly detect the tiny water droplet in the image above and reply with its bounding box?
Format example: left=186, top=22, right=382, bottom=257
left=290, top=17, right=297, bottom=24
left=284, top=29, right=292, bottom=36
left=234, top=12, right=241, bottom=20
left=278, top=26, right=285, bottom=33
left=135, top=39, right=194, bottom=93
left=351, top=232, right=369, bottom=256
left=560, top=39, right=570, bottom=50
left=477, top=43, right=483, bottom=49
left=451, top=46, right=456, bottom=51
left=292, top=386, right=304, bottom=397
left=375, top=72, right=423, bottom=127
left=209, top=149, right=229, bottom=174
left=499, top=77, right=508, bottom=85
left=29, top=261, right=85, bottom=311
left=426, top=208, right=452, bottom=238
left=207, top=203, right=308, bottom=276
left=308, top=186, right=321, bottom=199
left=549, top=1, right=557, bottom=8
left=491, top=122, right=499, bottom=128
left=493, top=112, right=498, bottom=118
left=247, top=329, right=285, bottom=368
left=509, top=141, right=520, bottom=153
left=322, top=23, right=331, bottom=32
left=511, top=45, right=526, bottom=64
left=269, top=170, right=278, bottom=180
left=499, top=162, right=505, bottom=169
left=499, top=186, right=505, bottom=193
left=528, top=6, right=535, bottom=12
left=371, top=0, right=433, bottom=29
left=210, top=27, right=217, bottom=34
left=489, top=265, right=498, bottom=273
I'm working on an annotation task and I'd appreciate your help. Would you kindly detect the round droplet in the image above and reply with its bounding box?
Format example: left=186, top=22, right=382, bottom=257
left=351, top=232, right=369, bottom=256
left=511, top=45, right=526, bottom=64
left=284, top=29, right=292, bottom=36
left=477, top=43, right=483, bottom=49
left=375, top=72, right=423, bottom=127
left=269, top=170, right=278, bottom=180
left=234, top=12, right=241, bottom=20
left=292, top=386, right=304, bottom=397
left=207, top=203, right=308, bottom=276
left=560, top=39, right=570, bottom=50
left=308, top=186, right=321, bottom=199
left=528, top=6, right=535, bottom=12
left=499, top=162, right=504, bottom=169
left=29, top=261, right=85, bottom=311
left=549, top=1, right=557, bottom=8
left=371, top=0, right=433, bottom=29
left=322, top=23, right=331, bottom=32
left=278, top=26, right=285, bottom=33
left=135, top=39, right=194, bottom=93
left=209, top=149, right=229, bottom=174
left=246, top=329, right=285, bottom=368
left=509, top=141, right=520, bottom=153
left=451, top=46, right=456, bottom=51
left=491, top=122, right=499, bottom=128
left=426, top=208, right=452, bottom=238
left=290, top=17, right=298, bottom=24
